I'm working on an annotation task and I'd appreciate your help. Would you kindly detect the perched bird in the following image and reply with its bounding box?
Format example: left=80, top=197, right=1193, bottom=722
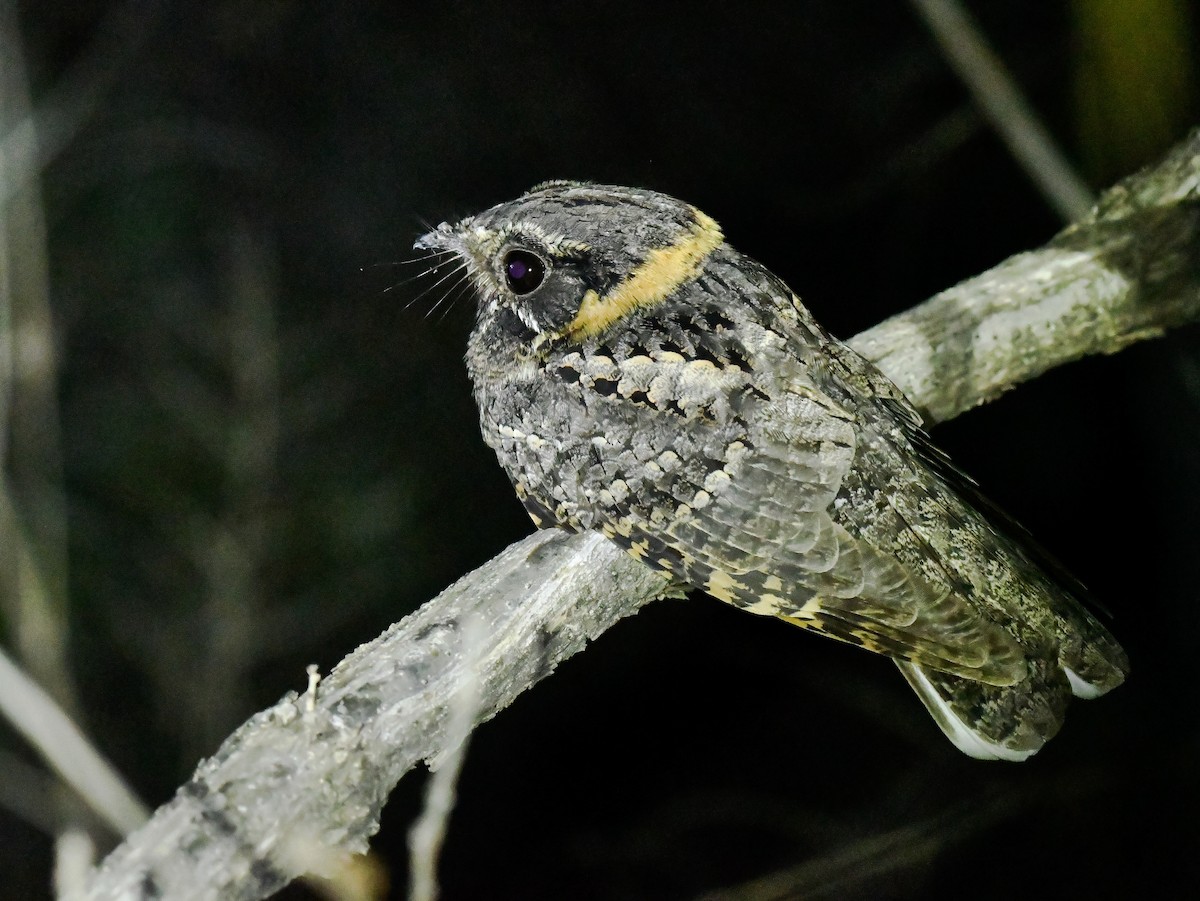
left=416, top=182, right=1127, bottom=760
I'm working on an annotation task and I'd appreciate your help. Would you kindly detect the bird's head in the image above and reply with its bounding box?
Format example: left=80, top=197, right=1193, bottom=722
left=415, top=182, right=725, bottom=360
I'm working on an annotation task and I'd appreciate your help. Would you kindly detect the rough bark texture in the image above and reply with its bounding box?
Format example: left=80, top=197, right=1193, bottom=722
left=78, top=129, right=1200, bottom=901
left=853, top=129, right=1200, bottom=425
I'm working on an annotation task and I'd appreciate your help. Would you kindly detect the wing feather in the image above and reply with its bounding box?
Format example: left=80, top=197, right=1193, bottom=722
left=811, top=345, right=1128, bottom=695
left=598, top=353, right=1031, bottom=686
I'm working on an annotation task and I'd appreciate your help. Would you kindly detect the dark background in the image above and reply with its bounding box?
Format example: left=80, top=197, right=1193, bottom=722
left=2, top=1, right=1198, bottom=898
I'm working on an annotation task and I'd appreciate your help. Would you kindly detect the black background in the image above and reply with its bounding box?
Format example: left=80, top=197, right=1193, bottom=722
left=3, top=1, right=1199, bottom=898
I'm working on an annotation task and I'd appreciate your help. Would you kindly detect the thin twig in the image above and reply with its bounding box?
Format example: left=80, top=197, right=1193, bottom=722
left=911, top=0, right=1095, bottom=221
left=0, top=0, right=162, bottom=211
left=0, top=644, right=149, bottom=837
left=55, top=828, right=97, bottom=901
left=697, top=775, right=1102, bottom=900
left=0, top=0, right=76, bottom=710
left=407, top=614, right=485, bottom=901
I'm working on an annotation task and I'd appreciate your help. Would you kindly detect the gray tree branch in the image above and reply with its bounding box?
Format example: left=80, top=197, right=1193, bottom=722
left=78, top=128, right=1200, bottom=901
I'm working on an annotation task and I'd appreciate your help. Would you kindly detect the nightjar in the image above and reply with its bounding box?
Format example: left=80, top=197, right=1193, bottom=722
left=415, top=181, right=1128, bottom=760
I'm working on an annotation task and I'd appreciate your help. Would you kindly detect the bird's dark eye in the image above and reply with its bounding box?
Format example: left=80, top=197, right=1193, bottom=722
left=503, top=249, right=546, bottom=295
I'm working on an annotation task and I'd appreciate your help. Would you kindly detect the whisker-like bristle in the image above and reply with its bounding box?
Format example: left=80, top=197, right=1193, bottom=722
left=402, top=259, right=470, bottom=312
left=397, top=248, right=457, bottom=265
left=424, top=268, right=471, bottom=319
left=363, top=248, right=455, bottom=278
left=386, top=255, right=462, bottom=296
left=430, top=271, right=476, bottom=322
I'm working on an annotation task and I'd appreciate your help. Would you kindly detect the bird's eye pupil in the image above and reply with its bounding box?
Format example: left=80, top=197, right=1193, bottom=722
left=503, top=250, right=545, bottom=295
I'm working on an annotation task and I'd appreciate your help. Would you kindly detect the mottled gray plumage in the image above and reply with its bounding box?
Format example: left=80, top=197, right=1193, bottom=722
left=416, top=182, right=1127, bottom=760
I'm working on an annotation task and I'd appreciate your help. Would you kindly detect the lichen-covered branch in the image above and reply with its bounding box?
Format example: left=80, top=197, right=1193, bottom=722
left=77, top=530, right=671, bottom=901
left=78, top=128, right=1200, bottom=901
left=854, top=128, right=1200, bottom=425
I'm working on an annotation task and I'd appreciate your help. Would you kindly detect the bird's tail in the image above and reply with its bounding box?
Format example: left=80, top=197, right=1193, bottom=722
left=898, top=658, right=1081, bottom=761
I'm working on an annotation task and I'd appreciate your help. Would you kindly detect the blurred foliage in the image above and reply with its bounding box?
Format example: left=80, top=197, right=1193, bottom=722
left=1, top=1, right=1198, bottom=899
left=1073, top=0, right=1197, bottom=182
